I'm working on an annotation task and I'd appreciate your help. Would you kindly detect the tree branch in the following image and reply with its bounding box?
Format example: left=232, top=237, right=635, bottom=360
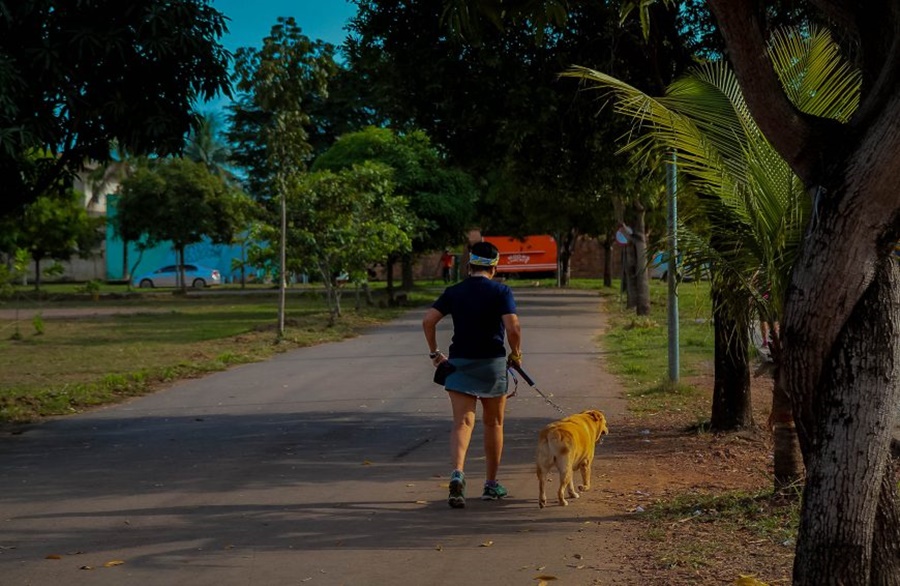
left=808, top=0, right=859, bottom=36
left=707, top=0, right=820, bottom=184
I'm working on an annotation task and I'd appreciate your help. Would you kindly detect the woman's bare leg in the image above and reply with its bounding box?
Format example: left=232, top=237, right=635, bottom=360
left=480, top=395, right=507, bottom=481
left=448, top=391, right=477, bottom=471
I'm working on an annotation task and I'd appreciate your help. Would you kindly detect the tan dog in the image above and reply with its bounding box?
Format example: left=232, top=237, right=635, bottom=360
left=536, top=409, right=608, bottom=508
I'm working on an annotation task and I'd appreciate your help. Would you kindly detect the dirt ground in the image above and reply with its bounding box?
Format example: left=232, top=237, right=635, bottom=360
left=593, top=370, right=795, bottom=585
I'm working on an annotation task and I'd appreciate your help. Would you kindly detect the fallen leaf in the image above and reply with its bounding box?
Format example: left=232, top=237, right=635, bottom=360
left=45, top=554, right=62, bottom=560
left=362, top=460, right=372, bottom=466
left=406, top=483, right=415, bottom=487
left=435, top=544, right=443, bottom=551
left=79, top=565, right=94, bottom=570
left=103, top=560, right=125, bottom=567
left=415, top=500, right=428, bottom=504
left=534, top=575, right=558, bottom=581
left=480, top=540, right=493, bottom=547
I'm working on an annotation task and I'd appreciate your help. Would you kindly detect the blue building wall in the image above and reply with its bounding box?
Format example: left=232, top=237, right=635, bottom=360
left=105, top=228, right=249, bottom=282
left=105, top=195, right=252, bottom=283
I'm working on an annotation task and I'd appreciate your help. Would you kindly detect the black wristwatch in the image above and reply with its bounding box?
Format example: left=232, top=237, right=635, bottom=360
left=429, top=350, right=441, bottom=359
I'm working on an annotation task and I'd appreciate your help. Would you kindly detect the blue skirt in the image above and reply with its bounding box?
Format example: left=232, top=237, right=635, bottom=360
left=444, top=357, right=509, bottom=398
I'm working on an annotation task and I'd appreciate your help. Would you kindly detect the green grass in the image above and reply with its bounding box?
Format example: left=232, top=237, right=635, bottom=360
left=599, top=278, right=714, bottom=417
left=0, top=287, right=425, bottom=423
left=647, top=488, right=801, bottom=546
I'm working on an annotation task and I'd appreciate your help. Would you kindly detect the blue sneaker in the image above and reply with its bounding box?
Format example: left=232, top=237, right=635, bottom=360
left=448, top=470, right=466, bottom=508
left=481, top=480, right=508, bottom=500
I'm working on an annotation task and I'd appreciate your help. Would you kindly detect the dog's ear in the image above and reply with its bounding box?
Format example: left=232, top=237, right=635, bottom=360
left=587, top=410, right=603, bottom=422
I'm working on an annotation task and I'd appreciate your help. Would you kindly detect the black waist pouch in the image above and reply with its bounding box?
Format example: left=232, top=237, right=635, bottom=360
left=433, top=361, right=457, bottom=385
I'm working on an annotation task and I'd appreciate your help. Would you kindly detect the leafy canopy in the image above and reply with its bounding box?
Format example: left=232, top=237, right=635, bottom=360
left=312, top=127, right=476, bottom=252
left=0, top=0, right=231, bottom=217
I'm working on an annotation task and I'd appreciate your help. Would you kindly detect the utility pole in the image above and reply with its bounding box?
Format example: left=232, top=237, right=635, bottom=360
left=666, top=151, right=680, bottom=383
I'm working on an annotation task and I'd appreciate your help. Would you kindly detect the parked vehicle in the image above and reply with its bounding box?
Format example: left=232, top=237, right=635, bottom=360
left=133, top=264, right=222, bottom=288
left=480, top=235, right=558, bottom=276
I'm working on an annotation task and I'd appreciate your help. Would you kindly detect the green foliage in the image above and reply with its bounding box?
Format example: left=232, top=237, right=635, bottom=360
left=3, top=153, right=107, bottom=289
left=31, top=312, right=44, bottom=336
left=312, top=126, right=476, bottom=252
left=0, top=0, right=231, bottom=218
left=117, top=157, right=251, bottom=264
left=290, top=163, right=413, bottom=316
left=347, top=1, right=693, bottom=242
left=228, top=16, right=339, bottom=201
left=566, top=27, right=860, bottom=332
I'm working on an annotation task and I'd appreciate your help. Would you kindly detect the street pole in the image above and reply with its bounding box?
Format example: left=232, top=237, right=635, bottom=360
left=666, top=151, right=680, bottom=383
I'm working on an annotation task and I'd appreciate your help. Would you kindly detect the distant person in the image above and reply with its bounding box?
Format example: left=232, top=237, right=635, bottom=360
left=439, top=249, right=454, bottom=283
left=422, top=241, right=523, bottom=508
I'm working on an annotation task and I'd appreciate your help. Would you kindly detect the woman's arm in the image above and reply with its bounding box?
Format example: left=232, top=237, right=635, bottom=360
left=502, top=313, right=522, bottom=365
left=422, top=308, right=446, bottom=364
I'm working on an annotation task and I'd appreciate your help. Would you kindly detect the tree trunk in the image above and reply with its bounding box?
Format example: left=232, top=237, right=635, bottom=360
left=770, top=352, right=804, bottom=491
left=177, top=246, right=187, bottom=293
left=790, top=259, right=900, bottom=585
left=559, top=228, right=577, bottom=287
left=33, top=257, right=41, bottom=291
left=401, top=253, right=414, bottom=290
left=122, top=240, right=129, bottom=281
left=318, top=264, right=340, bottom=326
left=704, top=3, right=900, bottom=582
left=623, top=242, right=637, bottom=309
left=385, top=255, right=396, bottom=303
left=709, top=286, right=753, bottom=431
left=629, top=202, right=651, bottom=315
left=603, top=229, right=614, bottom=288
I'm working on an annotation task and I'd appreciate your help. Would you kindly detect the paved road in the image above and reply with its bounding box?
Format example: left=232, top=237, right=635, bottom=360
left=0, top=289, right=629, bottom=586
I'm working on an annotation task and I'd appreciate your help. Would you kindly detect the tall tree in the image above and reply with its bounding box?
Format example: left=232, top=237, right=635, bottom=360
left=185, top=112, right=234, bottom=181
left=708, top=4, right=900, bottom=583
left=0, top=0, right=231, bottom=218
left=249, top=162, right=413, bottom=323
left=346, top=0, right=692, bottom=296
left=453, top=1, right=900, bottom=582
left=117, top=158, right=249, bottom=292
left=17, top=189, right=105, bottom=290
left=567, top=25, right=859, bottom=461
left=228, top=16, right=338, bottom=337
left=311, top=126, right=476, bottom=292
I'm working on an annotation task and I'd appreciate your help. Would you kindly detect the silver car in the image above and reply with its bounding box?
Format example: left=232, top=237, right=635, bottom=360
left=133, top=264, right=222, bottom=288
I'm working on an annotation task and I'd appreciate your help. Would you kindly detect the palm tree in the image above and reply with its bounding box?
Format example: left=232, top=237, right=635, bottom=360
left=185, top=112, right=235, bottom=182
left=564, top=26, right=860, bottom=490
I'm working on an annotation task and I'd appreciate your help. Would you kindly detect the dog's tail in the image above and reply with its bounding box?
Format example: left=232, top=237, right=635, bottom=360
left=537, top=427, right=571, bottom=469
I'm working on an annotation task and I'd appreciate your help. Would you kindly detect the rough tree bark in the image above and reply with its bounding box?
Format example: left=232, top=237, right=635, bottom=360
left=709, top=286, right=753, bottom=431
left=708, top=2, right=900, bottom=583
left=559, top=228, right=578, bottom=287
left=603, top=228, right=614, bottom=288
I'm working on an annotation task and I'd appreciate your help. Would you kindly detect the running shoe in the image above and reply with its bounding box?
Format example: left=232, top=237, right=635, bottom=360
left=448, top=470, right=466, bottom=508
left=481, top=480, right=509, bottom=500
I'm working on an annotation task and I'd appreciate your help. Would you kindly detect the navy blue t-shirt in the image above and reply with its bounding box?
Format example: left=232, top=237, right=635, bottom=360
left=432, top=277, right=517, bottom=359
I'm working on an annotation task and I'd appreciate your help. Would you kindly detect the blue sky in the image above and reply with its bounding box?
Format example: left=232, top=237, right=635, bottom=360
left=204, top=1, right=358, bottom=111
left=211, top=0, right=358, bottom=52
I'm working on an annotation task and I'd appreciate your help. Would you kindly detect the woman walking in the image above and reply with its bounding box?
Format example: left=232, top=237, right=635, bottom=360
left=422, top=241, right=523, bottom=508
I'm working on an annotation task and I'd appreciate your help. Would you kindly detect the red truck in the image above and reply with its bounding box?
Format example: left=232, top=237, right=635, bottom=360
left=480, top=235, right=558, bottom=275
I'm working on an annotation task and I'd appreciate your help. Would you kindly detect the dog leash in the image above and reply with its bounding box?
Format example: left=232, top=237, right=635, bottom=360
left=507, top=364, right=568, bottom=416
